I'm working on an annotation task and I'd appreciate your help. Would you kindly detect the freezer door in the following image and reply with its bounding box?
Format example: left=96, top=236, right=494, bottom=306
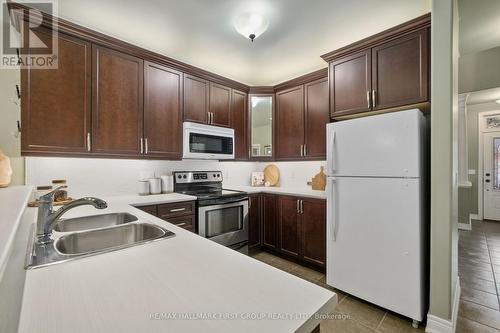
left=326, top=176, right=425, bottom=321
left=326, top=109, right=425, bottom=177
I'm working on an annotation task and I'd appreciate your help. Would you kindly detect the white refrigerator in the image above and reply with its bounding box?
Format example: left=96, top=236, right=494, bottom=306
left=326, top=109, right=428, bottom=325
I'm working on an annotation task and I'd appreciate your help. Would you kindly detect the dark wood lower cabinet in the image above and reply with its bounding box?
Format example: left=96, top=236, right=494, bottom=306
left=248, top=194, right=261, bottom=249
left=135, top=201, right=195, bottom=232
left=261, top=194, right=278, bottom=250
left=301, top=198, right=326, bottom=267
left=279, top=196, right=301, bottom=258
left=249, top=193, right=326, bottom=268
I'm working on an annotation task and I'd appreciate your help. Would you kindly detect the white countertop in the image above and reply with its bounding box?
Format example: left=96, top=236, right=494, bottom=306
left=0, top=186, right=33, bottom=278
left=17, top=193, right=336, bottom=333
left=225, top=185, right=326, bottom=199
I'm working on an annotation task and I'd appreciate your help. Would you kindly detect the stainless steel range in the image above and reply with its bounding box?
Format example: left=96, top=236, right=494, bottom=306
left=173, top=171, right=248, bottom=250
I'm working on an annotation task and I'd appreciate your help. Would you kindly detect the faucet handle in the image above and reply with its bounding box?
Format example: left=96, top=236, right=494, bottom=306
left=39, top=185, right=68, bottom=202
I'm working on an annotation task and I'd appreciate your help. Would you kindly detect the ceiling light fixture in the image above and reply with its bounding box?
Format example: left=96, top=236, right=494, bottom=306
left=496, top=99, right=500, bottom=104
left=234, top=12, right=268, bottom=42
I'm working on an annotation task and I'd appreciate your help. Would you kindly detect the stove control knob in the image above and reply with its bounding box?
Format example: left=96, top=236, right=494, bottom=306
left=213, top=174, right=216, bottom=178
left=177, top=175, right=181, bottom=179
left=183, top=175, right=187, bottom=179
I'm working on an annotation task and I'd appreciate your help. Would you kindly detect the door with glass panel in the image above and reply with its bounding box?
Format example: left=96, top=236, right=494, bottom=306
left=483, top=132, right=500, bottom=220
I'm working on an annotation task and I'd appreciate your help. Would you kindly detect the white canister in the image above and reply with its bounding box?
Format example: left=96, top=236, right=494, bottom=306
left=149, top=178, right=162, bottom=195
left=161, top=175, right=174, bottom=193
left=138, top=180, right=150, bottom=196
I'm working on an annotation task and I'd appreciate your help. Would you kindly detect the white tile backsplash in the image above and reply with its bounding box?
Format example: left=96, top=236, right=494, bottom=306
left=25, top=157, right=325, bottom=198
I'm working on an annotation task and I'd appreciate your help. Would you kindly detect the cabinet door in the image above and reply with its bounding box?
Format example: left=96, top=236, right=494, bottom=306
left=92, top=45, right=143, bottom=155
left=183, top=74, right=209, bottom=124
left=276, top=86, right=305, bottom=160
left=278, top=196, right=300, bottom=258
left=261, top=194, right=278, bottom=249
left=144, top=62, right=183, bottom=159
left=248, top=194, right=261, bottom=249
left=329, top=50, right=371, bottom=117
left=136, top=205, right=158, bottom=216
left=21, top=31, right=91, bottom=154
left=209, top=82, right=231, bottom=127
left=301, top=198, right=326, bottom=267
left=231, top=89, right=248, bottom=160
left=304, top=77, right=329, bottom=159
left=372, top=29, right=429, bottom=110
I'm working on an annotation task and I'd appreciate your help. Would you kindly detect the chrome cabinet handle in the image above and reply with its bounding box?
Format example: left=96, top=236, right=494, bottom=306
left=372, top=90, right=377, bottom=108
left=145, top=138, right=149, bottom=154
left=176, top=223, right=187, bottom=227
left=140, top=138, right=144, bottom=154
left=366, top=91, right=371, bottom=109
left=300, top=144, right=303, bottom=157
left=300, top=200, right=304, bottom=214
left=297, top=200, right=300, bottom=213
left=86, top=133, right=91, bottom=152
left=303, top=144, right=307, bottom=157
left=170, top=208, right=186, bottom=212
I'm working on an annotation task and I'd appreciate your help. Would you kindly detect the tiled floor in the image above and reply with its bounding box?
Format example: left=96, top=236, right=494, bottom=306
left=250, top=251, right=424, bottom=332
left=458, top=220, right=500, bottom=332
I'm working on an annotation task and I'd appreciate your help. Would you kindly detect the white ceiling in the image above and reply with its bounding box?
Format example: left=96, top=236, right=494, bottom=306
left=50, top=0, right=430, bottom=86
left=459, top=0, right=500, bottom=55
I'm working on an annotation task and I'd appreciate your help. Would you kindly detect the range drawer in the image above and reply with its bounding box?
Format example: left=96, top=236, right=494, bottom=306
left=157, top=201, right=195, bottom=219
left=167, top=215, right=195, bottom=231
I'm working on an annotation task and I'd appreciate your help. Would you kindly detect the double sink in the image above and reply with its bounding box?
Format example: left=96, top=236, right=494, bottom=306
left=26, top=212, right=175, bottom=269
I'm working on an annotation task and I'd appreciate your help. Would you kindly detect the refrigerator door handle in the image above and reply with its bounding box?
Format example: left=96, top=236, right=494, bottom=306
left=327, top=130, right=336, bottom=175
left=327, top=177, right=337, bottom=241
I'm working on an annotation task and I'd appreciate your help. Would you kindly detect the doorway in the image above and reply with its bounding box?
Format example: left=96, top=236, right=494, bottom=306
left=483, top=131, right=500, bottom=221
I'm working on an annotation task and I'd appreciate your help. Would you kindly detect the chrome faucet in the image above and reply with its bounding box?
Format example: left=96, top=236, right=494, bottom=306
left=36, top=186, right=108, bottom=243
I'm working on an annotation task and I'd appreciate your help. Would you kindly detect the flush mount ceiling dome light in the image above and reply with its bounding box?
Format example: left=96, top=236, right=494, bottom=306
left=234, top=12, right=268, bottom=42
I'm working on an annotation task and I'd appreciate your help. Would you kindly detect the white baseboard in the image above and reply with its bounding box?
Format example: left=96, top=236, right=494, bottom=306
left=425, top=278, right=460, bottom=333
left=458, top=223, right=472, bottom=231
left=469, top=214, right=480, bottom=221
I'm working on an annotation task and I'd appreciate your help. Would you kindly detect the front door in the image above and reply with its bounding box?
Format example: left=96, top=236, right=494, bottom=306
left=483, top=132, right=500, bottom=221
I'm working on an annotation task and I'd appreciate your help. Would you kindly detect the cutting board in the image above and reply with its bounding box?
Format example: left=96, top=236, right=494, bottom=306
left=307, top=166, right=326, bottom=191
left=28, top=198, right=74, bottom=207
left=263, top=164, right=280, bottom=186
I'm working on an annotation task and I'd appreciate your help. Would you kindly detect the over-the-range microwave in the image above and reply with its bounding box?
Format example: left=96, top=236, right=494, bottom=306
left=183, top=122, right=234, bottom=160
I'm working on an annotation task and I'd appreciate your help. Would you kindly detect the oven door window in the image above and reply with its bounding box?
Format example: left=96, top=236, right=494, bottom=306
left=205, top=205, right=243, bottom=238
left=189, top=133, right=233, bottom=155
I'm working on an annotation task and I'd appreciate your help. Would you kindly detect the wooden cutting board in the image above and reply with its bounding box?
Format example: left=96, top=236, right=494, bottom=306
left=263, top=164, right=280, bottom=186
left=28, top=198, right=74, bottom=207
left=307, top=166, right=326, bottom=191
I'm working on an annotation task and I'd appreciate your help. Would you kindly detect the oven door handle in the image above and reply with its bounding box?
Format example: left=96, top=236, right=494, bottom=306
left=199, top=196, right=249, bottom=206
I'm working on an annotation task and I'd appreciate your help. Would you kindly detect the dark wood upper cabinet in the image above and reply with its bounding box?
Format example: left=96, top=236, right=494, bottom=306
left=21, top=31, right=91, bottom=154
left=278, top=196, right=301, bottom=258
left=248, top=194, right=261, bottom=249
left=92, top=45, right=143, bottom=155
left=231, top=89, right=248, bottom=160
left=261, top=194, right=278, bottom=250
left=144, top=62, right=183, bottom=159
left=183, top=74, right=209, bottom=124
left=304, top=78, right=329, bottom=159
left=209, top=82, right=231, bottom=127
left=276, top=86, right=305, bottom=160
left=371, top=29, right=429, bottom=110
left=329, top=50, right=371, bottom=118
left=301, top=198, right=326, bottom=267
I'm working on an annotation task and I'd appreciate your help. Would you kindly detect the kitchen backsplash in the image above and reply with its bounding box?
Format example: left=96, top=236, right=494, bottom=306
left=25, top=157, right=326, bottom=197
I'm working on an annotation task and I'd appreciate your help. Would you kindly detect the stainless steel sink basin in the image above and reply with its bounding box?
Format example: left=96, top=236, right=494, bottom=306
left=55, top=223, right=168, bottom=255
left=26, top=223, right=175, bottom=269
left=53, top=212, right=138, bottom=232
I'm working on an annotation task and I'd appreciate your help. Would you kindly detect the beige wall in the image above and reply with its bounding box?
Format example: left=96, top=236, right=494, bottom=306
left=459, top=46, right=500, bottom=94
left=0, top=68, right=24, bottom=185
left=458, top=102, right=500, bottom=224
left=428, top=0, right=459, bottom=322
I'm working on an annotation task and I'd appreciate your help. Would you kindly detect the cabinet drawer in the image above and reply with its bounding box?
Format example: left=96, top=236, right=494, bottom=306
left=157, top=201, right=195, bottom=218
left=136, top=205, right=158, bottom=216
left=166, top=215, right=195, bottom=231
